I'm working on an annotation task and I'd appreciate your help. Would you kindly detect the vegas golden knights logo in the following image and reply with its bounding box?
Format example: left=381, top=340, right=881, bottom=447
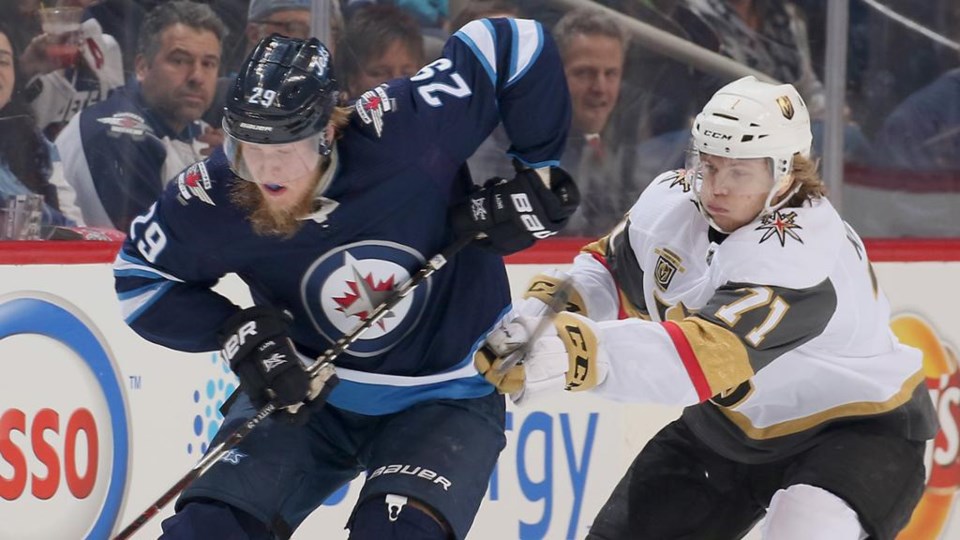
left=654, top=248, right=685, bottom=292
left=776, top=95, right=795, bottom=120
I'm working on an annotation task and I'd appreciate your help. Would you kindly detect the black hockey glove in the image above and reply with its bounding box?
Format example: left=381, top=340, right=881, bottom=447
left=218, top=306, right=323, bottom=410
left=450, top=167, right=580, bottom=255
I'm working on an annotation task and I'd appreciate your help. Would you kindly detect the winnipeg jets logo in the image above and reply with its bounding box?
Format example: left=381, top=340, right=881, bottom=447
left=219, top=449, right=247, bottom=465
left=333, top=257, right=398, bottom=330
left=756, top=210, right=803, bottom=246
left=98, top=112, right=152, bottom=140
left=261, top=352, right=287, bottom=372
left=355, top=85, right=396, bottom=138
left=301, top=241, right=430, bottom=357
left=176, top=162, right=215, bottom=206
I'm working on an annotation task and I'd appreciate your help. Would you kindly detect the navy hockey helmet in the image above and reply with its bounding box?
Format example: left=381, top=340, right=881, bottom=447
left=223, top=35, right=339, bottom=145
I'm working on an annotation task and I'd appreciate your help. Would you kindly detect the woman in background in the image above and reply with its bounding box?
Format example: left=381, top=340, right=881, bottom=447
left=0, top=23, right=80, bottom=230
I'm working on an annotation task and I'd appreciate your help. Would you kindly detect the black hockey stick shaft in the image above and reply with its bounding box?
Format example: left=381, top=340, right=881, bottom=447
left=112, top=234, right=475, bottom=539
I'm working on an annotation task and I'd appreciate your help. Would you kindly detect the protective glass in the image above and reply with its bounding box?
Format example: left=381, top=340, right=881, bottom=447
left=686, top=149, right=777, bottom=198
left=224, top=132, right=323, bottom=185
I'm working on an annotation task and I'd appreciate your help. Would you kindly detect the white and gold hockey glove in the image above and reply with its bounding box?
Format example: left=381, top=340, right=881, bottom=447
left=474, top=312, right=608, bottom=404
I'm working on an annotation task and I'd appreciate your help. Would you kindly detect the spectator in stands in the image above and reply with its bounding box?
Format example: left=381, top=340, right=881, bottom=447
left=335, top=3, right=425, bottom=100
left=55, top=1, right=225, bottom=230
left=15, top=2, right=125, bottom=139
left=446, top=0, right=520, bottom=34
left=344, top=0, right=448, bottom=38
left=243, top=0, right=314, bottom=61
left=0, top=24, right=78, bottom=229
left=675, top=0, right=874, bottom=162
left=0, top=1, right=43, bottom=56
left=553, top=9, right=633, bottom=237
left=874, top=67, right=960, bottom=171
left=676, top=0, right=826, bottom=116
left=74, top=0, right=147, bottom=77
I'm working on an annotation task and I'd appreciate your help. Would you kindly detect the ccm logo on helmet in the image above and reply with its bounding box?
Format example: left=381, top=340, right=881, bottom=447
left=702, top=129, right=733, bottom=141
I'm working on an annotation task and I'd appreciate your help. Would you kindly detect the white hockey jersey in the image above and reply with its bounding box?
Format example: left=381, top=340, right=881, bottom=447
left=542, top=169, right=937, bottom=462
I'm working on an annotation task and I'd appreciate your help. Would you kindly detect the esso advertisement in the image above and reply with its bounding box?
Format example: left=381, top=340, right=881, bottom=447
left=0, top=293, right=128, bottom=539
left=892, top=314, right=960, bottom=540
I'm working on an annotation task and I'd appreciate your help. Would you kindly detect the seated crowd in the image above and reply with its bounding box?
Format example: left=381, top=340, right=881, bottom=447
left=1, top=0, right=959, bottom=239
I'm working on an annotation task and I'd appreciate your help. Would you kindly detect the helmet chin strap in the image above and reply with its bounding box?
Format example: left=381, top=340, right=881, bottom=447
left=762, top=181, right=801, bottom=216
left=318, top=128, right=334, bottom=157
left=313, top=145, right=339, bottom=197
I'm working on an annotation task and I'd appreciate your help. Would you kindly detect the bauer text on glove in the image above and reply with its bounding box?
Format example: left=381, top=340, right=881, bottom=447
left=218, top=306, right=330, bottom=408
left=450, top=166, right=580, bottom=254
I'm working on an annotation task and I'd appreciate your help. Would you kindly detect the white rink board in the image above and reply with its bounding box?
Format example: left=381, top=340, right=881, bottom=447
left=0, top=261, right=957, bottom=539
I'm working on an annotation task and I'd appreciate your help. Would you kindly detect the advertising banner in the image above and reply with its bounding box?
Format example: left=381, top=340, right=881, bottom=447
left=0, top=241, right=957, bottom=539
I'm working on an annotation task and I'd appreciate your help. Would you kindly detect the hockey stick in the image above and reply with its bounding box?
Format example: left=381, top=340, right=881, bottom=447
left=111, top=234, right=476, bottom=540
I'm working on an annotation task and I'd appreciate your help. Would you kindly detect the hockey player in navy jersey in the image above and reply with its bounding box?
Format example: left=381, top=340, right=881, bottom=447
left=114, top=20, right=577, bottom=540
left=478, top=77, right=938, bottom=540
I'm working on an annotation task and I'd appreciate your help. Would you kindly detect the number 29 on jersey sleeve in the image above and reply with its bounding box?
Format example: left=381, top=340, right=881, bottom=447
left=128, top=203, right=167, bottom=263
left=410, top=59, right=472, bottom=107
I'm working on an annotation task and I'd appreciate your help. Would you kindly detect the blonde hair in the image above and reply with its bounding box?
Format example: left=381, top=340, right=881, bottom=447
left=331, top=105, right=352, bottom=132
left=783, top=154, right=826, bottom=207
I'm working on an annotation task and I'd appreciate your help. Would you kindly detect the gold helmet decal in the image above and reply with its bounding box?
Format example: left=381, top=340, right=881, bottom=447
left=776, top=95, right=795, bottom=120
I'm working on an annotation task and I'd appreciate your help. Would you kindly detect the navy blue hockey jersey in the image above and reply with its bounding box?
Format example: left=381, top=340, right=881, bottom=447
left=114, top=18, right=571, bottom=415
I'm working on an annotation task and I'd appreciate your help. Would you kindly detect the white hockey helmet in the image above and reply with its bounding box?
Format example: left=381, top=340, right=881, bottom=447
left=689, top=76, right=812, bottom=228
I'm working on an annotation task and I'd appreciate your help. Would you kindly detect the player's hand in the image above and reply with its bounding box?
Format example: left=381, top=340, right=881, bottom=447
left=473, top=315, right=534, bottom=394
left=450, top=166, right=580, bottom=255
left=218, top=307, right=320, bottom=410
left=475, top=313, right=608, bottom=404
left=19, top=34, right=60, bottom=78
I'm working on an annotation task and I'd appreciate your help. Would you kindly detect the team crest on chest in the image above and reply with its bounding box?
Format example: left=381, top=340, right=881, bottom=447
left=301, top=241, right=429, bottom=357
left=653, top=247, right=685, bottom=292
left=756, top=210, right=803, bottom=247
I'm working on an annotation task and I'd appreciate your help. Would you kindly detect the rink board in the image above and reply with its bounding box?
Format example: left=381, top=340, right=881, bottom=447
left=0, top=240, right=958, bottom=539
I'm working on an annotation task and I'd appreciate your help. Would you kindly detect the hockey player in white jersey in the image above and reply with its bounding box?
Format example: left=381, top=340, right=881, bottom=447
left=476, top=76, right=937, bottom=540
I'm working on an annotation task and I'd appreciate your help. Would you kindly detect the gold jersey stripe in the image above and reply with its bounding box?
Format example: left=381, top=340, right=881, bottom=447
left=581, top=233, right=650, bottom=320
left=673, top=317, right=754, bottom=395
left=718, top=370, right=926, bottom=440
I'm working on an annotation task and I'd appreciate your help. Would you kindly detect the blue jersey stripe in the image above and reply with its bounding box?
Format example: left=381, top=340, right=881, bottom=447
left=123, top=281, right=174, bottom=323
left=506, top=19, right=544, bottom=88
left=455, top=19, right=498, bottom=88
left=327, top=374, right=495, bottom=415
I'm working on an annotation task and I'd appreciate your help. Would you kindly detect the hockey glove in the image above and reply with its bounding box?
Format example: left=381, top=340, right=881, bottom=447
left=450, top=167, right=580, bottom=255
left=474, top=312, right=608, bottom=404
left=218, top=307, right=336, bottom=411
